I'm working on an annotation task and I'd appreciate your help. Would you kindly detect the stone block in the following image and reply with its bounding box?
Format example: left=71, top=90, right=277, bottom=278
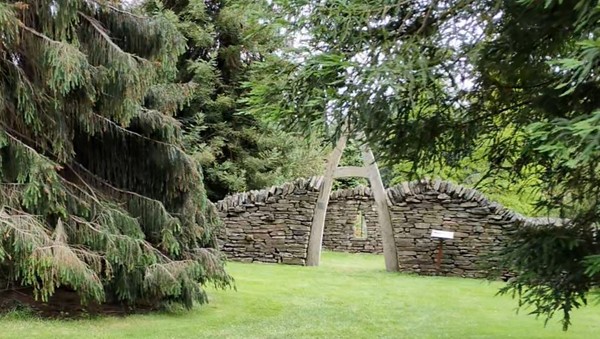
left=396, top=239, right=414, bottom=247
left=282, top=257, right=305, bottom=265
left=414, top=222, right=431, bottom=229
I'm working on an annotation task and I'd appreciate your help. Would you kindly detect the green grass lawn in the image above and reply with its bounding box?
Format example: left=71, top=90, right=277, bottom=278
left=1, top=252, right=598, bottom=338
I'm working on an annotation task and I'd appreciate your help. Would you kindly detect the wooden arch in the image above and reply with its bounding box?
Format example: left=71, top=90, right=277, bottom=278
left=306, top=133, right=399, bottom=272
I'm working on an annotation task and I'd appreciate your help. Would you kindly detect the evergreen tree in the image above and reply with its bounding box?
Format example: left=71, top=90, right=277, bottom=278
left=472, top=0, right=600, bottom=329
left=147, top=0, right=324, bottom=201
left=332, top=140, right=368, bottom=190
left=0, top=0, right=230, bottom=312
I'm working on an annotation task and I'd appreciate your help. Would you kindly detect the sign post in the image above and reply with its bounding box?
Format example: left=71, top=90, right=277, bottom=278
left=435, top=239, right=444, bottom=270
left=430, top=230, right=454, bottom=272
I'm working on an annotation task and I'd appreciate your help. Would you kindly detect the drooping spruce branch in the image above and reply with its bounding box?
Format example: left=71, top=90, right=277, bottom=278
left=0, top=0, right=230, bottom=311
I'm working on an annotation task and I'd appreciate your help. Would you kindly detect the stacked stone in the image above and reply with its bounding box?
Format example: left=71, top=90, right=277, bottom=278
left=216, top=177, right=322, bottom=265
left=322, top=185, right=383, bottom=254
left=386, top=178, right=560, bottom=278
left=217, top=176, right=564, bottom=278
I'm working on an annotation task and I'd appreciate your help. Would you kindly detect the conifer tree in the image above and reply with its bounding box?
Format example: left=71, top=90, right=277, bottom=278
left=147, top=0, right=325, bottom=201
left=0, top=0, right=230, bottom=311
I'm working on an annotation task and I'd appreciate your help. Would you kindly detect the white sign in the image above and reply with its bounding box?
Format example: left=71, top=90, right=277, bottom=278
left=431, top=230, right=454, bottom=239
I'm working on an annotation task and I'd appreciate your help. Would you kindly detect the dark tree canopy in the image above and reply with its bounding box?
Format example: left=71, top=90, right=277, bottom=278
left=0, top=0, right=230, bottom=311
left=474, top=0, right=600, bottom=329
left=147, top=0, right=325, bottom=201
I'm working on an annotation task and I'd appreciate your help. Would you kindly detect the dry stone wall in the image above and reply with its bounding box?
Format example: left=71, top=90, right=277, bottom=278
left=386, top=179, right=561, bottom=278
left=216, top=177, right=322, bottom=265
left=217, top=177, right=561, bottom=278
left=387, top=180, right=515, bottom=277
left=322, top=186, right=383, bottom=254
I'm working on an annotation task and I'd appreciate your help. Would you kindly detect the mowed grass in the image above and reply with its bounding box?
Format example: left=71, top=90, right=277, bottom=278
left=1, top=252, right=599, bottom=339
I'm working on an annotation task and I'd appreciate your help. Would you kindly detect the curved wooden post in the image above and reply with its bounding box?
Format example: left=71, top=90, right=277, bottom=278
left=306, top=134, right=347, bottom=266
left=306, top=130, right=398, bottom=272
left=360, top=144, right=399, bottom=272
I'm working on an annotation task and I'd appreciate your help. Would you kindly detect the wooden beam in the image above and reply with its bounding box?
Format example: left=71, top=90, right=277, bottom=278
left=360, top=142, right=399, bottom=272
left=333, top=166, right=369, bottom=178
left=306, top=134, right=347, bottom=266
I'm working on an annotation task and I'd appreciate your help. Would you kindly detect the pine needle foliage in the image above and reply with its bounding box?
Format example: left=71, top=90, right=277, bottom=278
left=0, top=0, right=231, bottom=311
left=146, top=0, right=325, bottom=201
